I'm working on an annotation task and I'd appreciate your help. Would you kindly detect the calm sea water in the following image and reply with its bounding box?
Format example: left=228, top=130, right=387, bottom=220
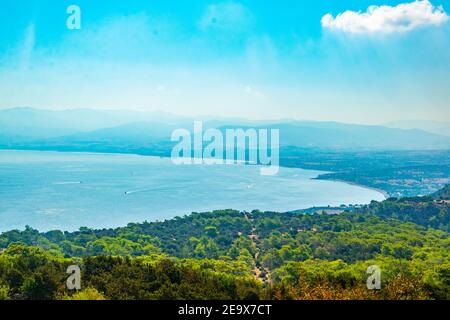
left=0, top=150, right=385, bottom=232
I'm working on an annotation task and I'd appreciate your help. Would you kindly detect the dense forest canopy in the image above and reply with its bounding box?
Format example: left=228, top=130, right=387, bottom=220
left=0, top=186, right=449, bottom=300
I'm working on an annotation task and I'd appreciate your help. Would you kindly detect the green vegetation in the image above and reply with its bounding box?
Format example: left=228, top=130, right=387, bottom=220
left=0, top=186, right=449, bottom=300
left=62, top=287, right=106, bottom=300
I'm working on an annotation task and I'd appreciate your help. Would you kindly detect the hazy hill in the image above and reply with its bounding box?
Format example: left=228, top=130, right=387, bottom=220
left=0, top=107, right=186, bottom=141
left=1, top=108, right=450, bottom=150
left=433, top=184, right=450, bottom=200
left=46, top=122, right=180, bottom=144
left=385, top=120, right=450, bottom=137
left=217, top=121, right=450, bottom=150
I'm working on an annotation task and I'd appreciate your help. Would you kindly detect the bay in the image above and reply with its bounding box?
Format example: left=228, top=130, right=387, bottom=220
left=0, top=150, right=385, bottom=232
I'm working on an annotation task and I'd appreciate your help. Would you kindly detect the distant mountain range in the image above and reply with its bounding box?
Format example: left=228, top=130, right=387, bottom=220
left=216, top=122, right=450, bottom=150
left=385, top=120, right=450, bottom=137
left=1, top=107, right=450, bottom=151
left=0, top=107, right=188, bottom=141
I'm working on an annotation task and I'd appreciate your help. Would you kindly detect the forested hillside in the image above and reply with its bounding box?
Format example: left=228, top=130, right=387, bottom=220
left=0, top=187, right=449, bottom=300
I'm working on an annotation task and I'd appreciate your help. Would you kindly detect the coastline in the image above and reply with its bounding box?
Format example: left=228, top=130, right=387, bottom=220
left=314, top=177, right=389, bottom=200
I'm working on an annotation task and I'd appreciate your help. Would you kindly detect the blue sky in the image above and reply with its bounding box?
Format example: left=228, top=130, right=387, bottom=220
left=0, top=0, right=449, bottom=123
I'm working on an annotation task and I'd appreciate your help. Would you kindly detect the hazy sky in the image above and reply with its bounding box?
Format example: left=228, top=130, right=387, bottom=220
left=0, top=0, right=449, bottom=124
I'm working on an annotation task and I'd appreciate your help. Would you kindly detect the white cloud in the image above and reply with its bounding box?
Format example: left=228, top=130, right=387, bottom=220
left=321, top=0, right=449, bottom=34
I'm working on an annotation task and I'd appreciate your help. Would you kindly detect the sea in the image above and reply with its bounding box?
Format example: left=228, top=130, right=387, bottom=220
left=0, top=150, right=385, bottom=232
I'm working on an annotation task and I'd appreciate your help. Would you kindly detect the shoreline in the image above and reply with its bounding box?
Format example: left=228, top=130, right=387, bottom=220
left=314, top=177, right=389, bottom=200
